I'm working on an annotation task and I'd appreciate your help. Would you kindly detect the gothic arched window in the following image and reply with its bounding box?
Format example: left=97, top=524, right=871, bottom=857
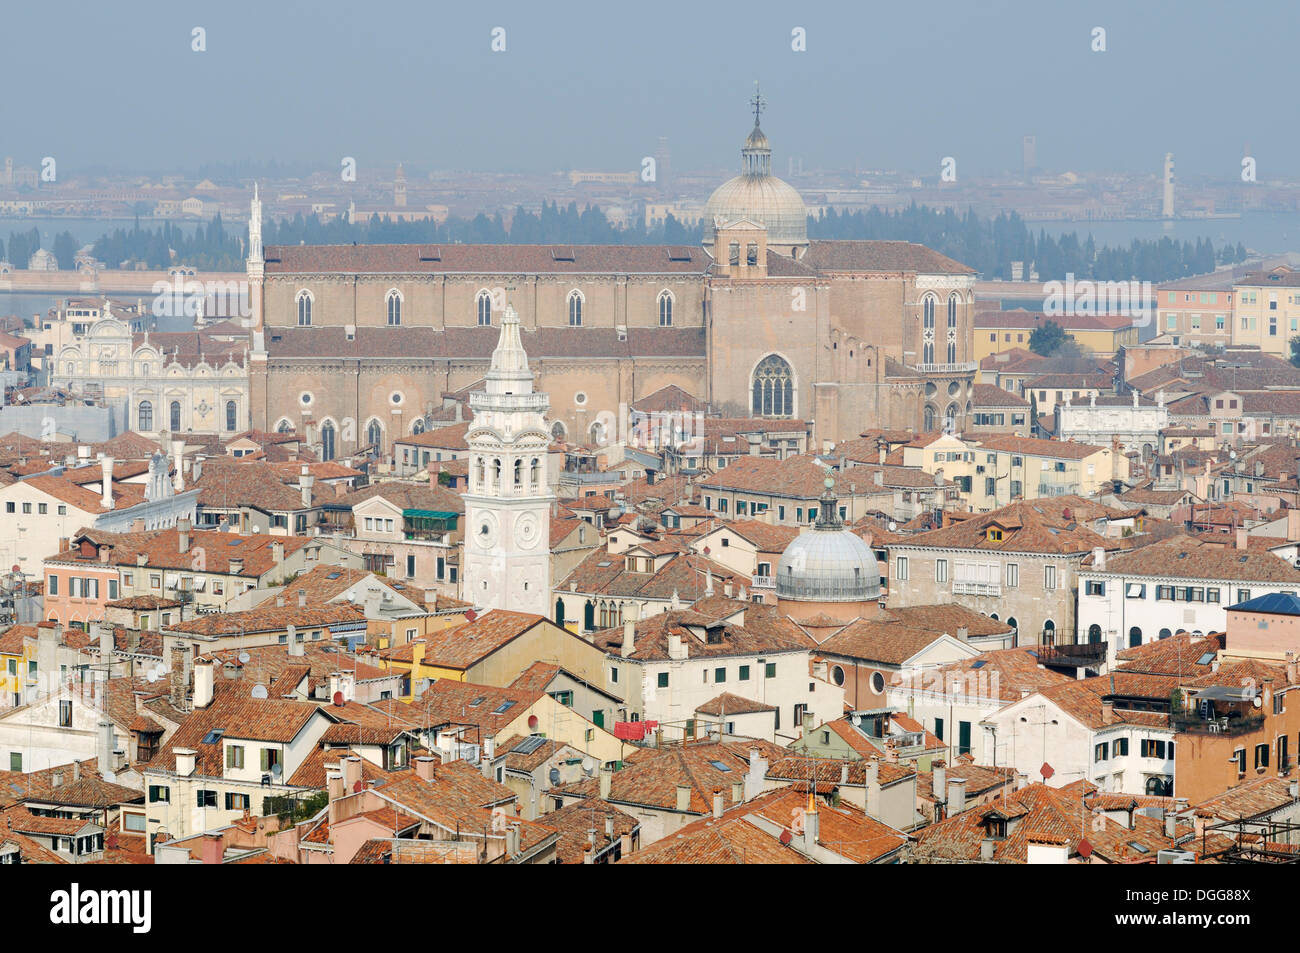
left=923, top=404, right=936, bottom=432
left=320, top=421, right=336, bottom=461
left=386, top=290, right=402, bottom=326
left=225, top=400, right=237, bottom=432
left=169, top=401, right=182, bottom=432
left=366, top=419, right=382, bottom=450
left=658, top=290, right=673, bottom=327
left=568, top=290, right=584, bottom=327
left=922, top=294, right=936, bottom=364
left=476, top=290, right=492, bottom=326
left=751, top=354, right=793, bottom=417
left=947, top=293, right=959, bottom=363
left=297, top=290, right=313, bottom=326
left=412, top=418, right=426, bottom=435
left=276, top=418, right=293, bottom=433
left=138, top=400, right=153, bottom=431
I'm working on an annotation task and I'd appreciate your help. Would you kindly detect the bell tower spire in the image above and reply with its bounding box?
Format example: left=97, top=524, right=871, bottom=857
left=462, top=302, right=553, bottom=616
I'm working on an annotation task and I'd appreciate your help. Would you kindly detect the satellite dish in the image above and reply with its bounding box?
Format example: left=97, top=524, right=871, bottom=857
left=146, top=669, right=159, bottom=683
left=850, top=713, right=861, bottom=727
left=465, top=609, right=478, bottom=622
left=237, top=651, right=250, bottom=664
left=581, top=757, right=596, bottom=776
left=250, top=684, right=268, bottom=699
left=548, top=767, right=561, bottom=786
left=887, top=521, right=898, bottom=532
left=1229, top=450, right=1237, bottom=460
left=1252, top=694, right=1263, bottom=709
left=271, top=763, right=282, bottom=779
left=528, top=715, right=540, bottom=730
left=333, top=691, right=345, bottom=707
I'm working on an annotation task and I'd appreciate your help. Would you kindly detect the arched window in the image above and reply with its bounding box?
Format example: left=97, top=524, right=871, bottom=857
left=138, top=400, right=153, bottom=431
left=1158, top=627, right=1173, bottom=640
left=513, top=459, right=522, bottom=488
left=297, top=290, right=313, bottom=326
left=366, top=419, right=382, bottom=451
left=568, top=290, right=583, bottom=327
left=584, top=600, right=595, bottom=631
left=320, top=421, right=336, bottom=461
left=1088, top=623, right=1102, bottom=644
left=492, top=458, right=502, bottom=486
left=1043, top=619, right=1056, bottom=644
left=922, top=294, right=936, bottom=364
left=1128, top=626, right=1142, bottom=648
left=476, top=290, right=492, bottom=326
left=386, top=290, right=401, bottom=326
left=555, top=598, right=565, bottom=627
left=923, top=404, right=937, bottom=432
left=1006, top=616, right=1018, bottom=632
left=751, top=354, right=794, bottom=417
left=551, top=421, right=566, bottom=441
left=945, top=403, right=958, bottom=431
left=169, top=401, right=182, bottom=432
left=947, top=293, right=959, bottom=362
left=530, top=457, right=540, bottom=488
left=412, top=418, right=426, bottom=436
left=276, top=418, right=293, bottom=433
left=225, top=400, right=237, bottom=432
left=658, top=290, right=673, bottom=327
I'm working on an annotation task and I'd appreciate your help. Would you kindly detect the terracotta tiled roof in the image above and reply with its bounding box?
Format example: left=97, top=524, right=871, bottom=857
left=695, top=692, right=777, bottom=716
left=802, top=240, right=975, bottom=275
left=544, top=796, right=639, bottom=864
left=556, top=740, right=787, bottom=814
left=164, top=601, right=366, bottom=637
left=416, top=610, right=547, bottom=671
left=1092, top=535, right=1300, bottom=584
left=891, top=498, right=1112, bottom=555
left=589, top=609, right=807, bottom=662
left=413, top=680, right=544, bottom=734
left=817, top=605, right=1008, bottom=666
left=697, top=455, right=857, bottom=500
left=264, top=243, right=711, bottom=276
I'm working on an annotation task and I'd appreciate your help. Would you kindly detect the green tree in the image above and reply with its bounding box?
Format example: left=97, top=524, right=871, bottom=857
left=1289, top=335, right=1300, bottom=368
left=1028, top=320, right=1069, bottom=356
left=52, top=231, right=78, bottom=270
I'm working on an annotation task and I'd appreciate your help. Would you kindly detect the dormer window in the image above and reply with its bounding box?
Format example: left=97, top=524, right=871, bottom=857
left=987, top=816, right=1008, bottom=839
left=987, top=528, right=1004, bottom=542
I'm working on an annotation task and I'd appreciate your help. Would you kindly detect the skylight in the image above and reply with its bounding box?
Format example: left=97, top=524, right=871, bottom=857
left=708, top=760, right=733, bottom=772
left=201, top=729, right=224, bottom=745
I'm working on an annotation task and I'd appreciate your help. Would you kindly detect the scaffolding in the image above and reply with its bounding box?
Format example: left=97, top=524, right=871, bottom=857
left=1203, top=815, right=1300, bottom=864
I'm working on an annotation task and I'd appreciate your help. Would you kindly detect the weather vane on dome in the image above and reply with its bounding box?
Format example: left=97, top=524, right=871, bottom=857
left=750, top=81, right=766, bottom=126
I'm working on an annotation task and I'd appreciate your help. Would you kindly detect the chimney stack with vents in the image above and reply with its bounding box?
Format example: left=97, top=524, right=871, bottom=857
left=177, top=517, right=191, bottom=552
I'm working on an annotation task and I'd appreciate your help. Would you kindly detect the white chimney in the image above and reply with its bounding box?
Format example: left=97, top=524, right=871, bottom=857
left=100, top=455, right=114, bottom=509
left=175, top=747, right=197, bottom=777
left=193, top=658, right=214, bottom=708
left=947, top=777, right=967, bottom=815
left=171, top=439, right=185, bottom=491
left=1092, top=547, right=1105, bottom=571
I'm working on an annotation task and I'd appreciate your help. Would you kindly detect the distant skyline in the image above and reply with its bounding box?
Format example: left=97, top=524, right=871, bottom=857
left=3, top=0, right=1296, bottom=181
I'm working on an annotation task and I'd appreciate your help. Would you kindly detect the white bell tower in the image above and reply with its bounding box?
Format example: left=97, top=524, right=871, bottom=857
left=462, top=304, right=553, bottom=615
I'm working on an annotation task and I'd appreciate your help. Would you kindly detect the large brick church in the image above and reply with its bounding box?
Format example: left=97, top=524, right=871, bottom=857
left=246, top=106, right=978, bottom=459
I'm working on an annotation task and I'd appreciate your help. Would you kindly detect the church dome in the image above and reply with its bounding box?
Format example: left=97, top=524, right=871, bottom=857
left=703, top=107, right=808, bottom=253
left=776, top=481, right=881, bottom=604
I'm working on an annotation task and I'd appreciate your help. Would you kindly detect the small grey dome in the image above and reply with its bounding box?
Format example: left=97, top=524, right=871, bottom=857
left=776, top=527, right=881, bottom=603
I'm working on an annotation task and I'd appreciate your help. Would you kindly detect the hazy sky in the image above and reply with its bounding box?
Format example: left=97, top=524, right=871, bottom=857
left=4, top=0, right=1294, bottom=180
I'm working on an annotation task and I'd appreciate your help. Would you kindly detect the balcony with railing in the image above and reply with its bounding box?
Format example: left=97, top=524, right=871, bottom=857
left=912, top=361, right=978, bottom=375
left=751, top=574, right=774, bottom=589
left=952, top=580, right=1001, bottom=597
